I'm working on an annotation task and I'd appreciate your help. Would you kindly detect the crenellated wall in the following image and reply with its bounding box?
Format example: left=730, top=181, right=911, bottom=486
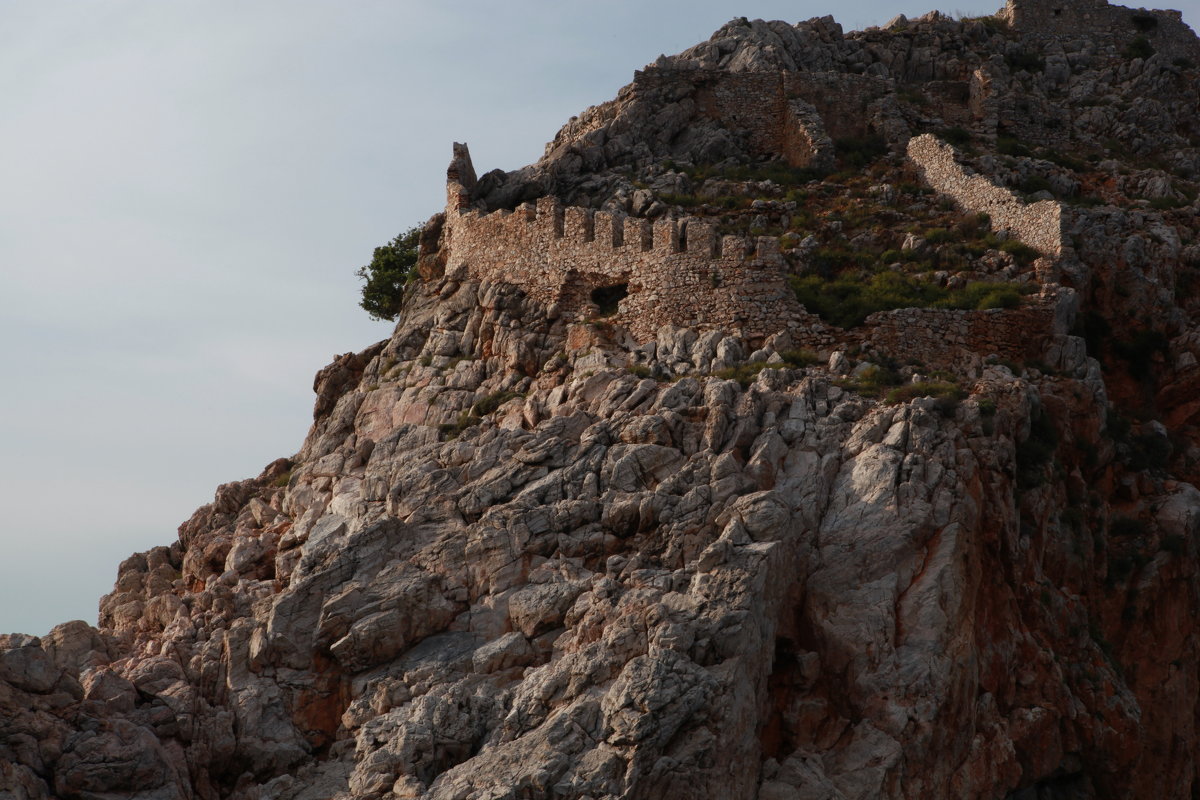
left=437, top=135, right=1068, bottom=368
left=442, top=144, right=824, bottom=342
left=907, top=133, right=1067, bottom=256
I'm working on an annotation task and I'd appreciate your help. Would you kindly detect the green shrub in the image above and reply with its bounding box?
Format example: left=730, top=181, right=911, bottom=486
left=714, top=362, right=771, bottom=388
left=658, top=192, right=702, bottom=208
left=357, top=226, right=421, bottom=321
left=1149, top=196, right=1185, bottom=210
left=790, top=272, right=1026, bottom=329
left=886, top=380, right=964, bottom=409
left=837, top=364, right=903, bottom=397
left=999, top=239, right=1040, bottom=265
left=997, top=135, right=1032, bottom=157
left=1018, top=175, right=1053, bottom=195
left=439, top=411, right=482, bottom=439
left=924, top=227, right=954, bottom=244
left=939, top=127, right=973, bottom=147
left=834, top=135, right=889, bottom=169
left=779, top=349, right=820, bottom=367
left=471, top=390, right=525, bottom=417
left=628, top=364, right=653, bottom=379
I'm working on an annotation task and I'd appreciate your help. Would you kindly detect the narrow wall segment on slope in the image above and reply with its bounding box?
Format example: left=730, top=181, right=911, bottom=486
left=907, top=133, right=1066, bottom=257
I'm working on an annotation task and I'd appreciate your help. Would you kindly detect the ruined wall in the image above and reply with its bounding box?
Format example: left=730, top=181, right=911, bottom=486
left=442, top=146, right=823, bottom=342
left=632, top=68, right=900, bottom=169
left=440, top=138, right=1065, bottom=363
left=907, top=133, right=1066, bottom=256
left=860, top=290, right=1066, bottom=370
left=1002, top=0, right=1200, bottom=63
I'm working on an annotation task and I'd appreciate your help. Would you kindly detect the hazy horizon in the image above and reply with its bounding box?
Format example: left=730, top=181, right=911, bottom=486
left=3, top=0, right=1197, bottom=636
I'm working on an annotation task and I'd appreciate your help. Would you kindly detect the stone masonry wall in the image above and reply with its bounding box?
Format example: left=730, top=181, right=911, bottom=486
left=440, top=142, right=1065, bottom=371
left=861, top=290, right=1067, bottom=370
left=907, top=133, right=1066, bottom=256
left=1001, top=0, right=1200, bottom=63
left=633, top=68, right=899, bottom=167
left=442, top=145, right=824, bottom=343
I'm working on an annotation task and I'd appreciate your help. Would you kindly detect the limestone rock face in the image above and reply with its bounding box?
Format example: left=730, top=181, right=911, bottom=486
left=5, top=2, right=1200, bottom=799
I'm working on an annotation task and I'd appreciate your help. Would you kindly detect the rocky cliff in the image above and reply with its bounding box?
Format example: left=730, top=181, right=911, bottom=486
left=5, top=2, right=1200, bottom=798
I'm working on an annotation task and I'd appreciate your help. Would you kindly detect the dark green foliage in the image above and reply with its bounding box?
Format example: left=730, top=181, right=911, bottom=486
left=1174, top=57, right=1196, bottom=70
left=837, top=363, right=903, bottom=397
left=790, top=273, right=1024, bottom=329
left=676, top=160, right=827, bottom=186
left=357, top=227, right=421, bottom=321
left=658, top=192, right=703, bottom=208
left=886, top=381, right=964, bottom=415
left=1018, top=175, right=1053, bottom=196
left=439, top=391, right=525, bottom=439
left=1149, top=196, right=1185, bottom=210
left=999, top=239, right=1040, bottom=265
left=939, top=127, right=973, bottom=147
left=779, top=349, right=820, bottom=367
left=997, top=135, right=1032, bottom=157
left=471, top=390, right=525, bottom=417
left=439, top=412, right=482, bottom=439
left=924, top=227, right=954, bottom=244
left=1041, top=149, right=1088, bottom=172
left=627, top=364, right=653, bottom=379
left=714, top=349, right=818, bottom=388
left=1124, top=36, right=1155, bottom=59
left=833, top=136, right=889, bottom=169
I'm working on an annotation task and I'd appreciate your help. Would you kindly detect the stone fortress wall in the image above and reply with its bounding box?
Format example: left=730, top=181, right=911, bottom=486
left=438, top=135, right=1070, bottom=370
left=630, top=67, right=902, bottom=168
left=907, top=133, right=1066, bottom=256
left=434, top=10, right=1145, bottom=369
left=1001, top=0, right=1200, bottom=63
left=441, top=143, right=821, bottom=343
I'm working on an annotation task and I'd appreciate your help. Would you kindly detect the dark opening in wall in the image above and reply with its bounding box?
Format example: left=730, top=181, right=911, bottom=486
left=1131, top=13, right=1158, bottom=32
left=1052, top=8, right=1062, bottom=16
left=591, top=284, right=628, bottom=316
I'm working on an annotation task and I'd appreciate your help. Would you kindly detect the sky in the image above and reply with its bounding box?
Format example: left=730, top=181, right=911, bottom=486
left=2, top=0, right=1197, bottom=637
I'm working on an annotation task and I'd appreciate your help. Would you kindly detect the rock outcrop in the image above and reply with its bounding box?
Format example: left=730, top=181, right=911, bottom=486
left=4, top=0, right=1200, bottom=798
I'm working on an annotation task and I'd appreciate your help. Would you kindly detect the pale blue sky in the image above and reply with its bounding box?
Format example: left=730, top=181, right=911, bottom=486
left=2, top=0, right=1196, bottom=635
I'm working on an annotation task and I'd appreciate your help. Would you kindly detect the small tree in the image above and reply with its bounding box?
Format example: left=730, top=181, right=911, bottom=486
left=356, top=226, right=421, bottom=321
